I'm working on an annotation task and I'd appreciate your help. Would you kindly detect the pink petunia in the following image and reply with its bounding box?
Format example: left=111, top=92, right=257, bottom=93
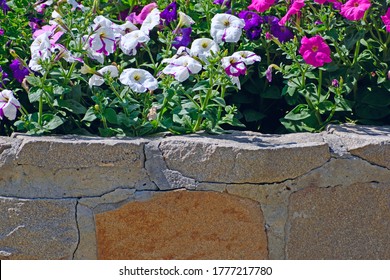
left=299, top=35, right=332, bottom=67
left=127, top=3, right=158, bottom=24
left=279, top=0, right=305, bottom=26
left=340, top=0, right=371, bottom=21
left=381, top=8, right=390, bottom=33
left=248, top=0, right=275, bottom=13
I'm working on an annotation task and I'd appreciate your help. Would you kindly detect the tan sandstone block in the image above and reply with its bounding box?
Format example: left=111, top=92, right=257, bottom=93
left=95, top=190, right=268, bottom=260
left=286, top=183, right=390, bottom=259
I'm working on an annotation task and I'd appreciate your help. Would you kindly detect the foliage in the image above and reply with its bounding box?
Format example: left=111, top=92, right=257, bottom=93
left=0, top=0, right=389, bottom=137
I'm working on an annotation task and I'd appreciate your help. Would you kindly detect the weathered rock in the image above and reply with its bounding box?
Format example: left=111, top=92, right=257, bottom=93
left=286, top=182, right=390, bottom=259
left=159, top=131, right=330, bottom=184
left=0, top=135, right=153, bottom=198
left=0, top=197, right=78, bottom=260
left=74, top=204, right=97, bottom=260
left=327, top=124, right=390, bottom=169
left=95, top=190, right=268, bottom=259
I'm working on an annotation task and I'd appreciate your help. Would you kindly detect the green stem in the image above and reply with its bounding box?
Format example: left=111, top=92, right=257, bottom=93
left=193, top=87, right=213, bottom=132
left=217, top=84, right=226, bottom=121
left=38, top=94, right=43, bottom=127
left=317, top=68, right=323, bottom=101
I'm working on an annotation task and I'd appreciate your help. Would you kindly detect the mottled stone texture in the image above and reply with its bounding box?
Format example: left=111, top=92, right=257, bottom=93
left=95, top=190, right=268, bottom=260
left=0, top=197, right=78, bottom=260
left=286, top=183, right=390, bottom=259
left=0, top=125, right=389, bottom=260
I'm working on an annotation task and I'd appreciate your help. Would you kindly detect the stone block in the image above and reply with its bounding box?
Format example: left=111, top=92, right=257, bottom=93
left=159, top=132, right=330, bottom=184
left=0, top=197, right=78, bottom=259
left=286, top=182, right=390, bottom=259
left=95, top=190, right=268, bottom=259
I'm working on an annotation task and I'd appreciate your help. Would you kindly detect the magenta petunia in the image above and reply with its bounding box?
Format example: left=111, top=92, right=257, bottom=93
left=279, top=0, right=305, bottom=26
left=248, top=0, right=275, bottom=13
left=340, top=0, right=371, bottom=21
left=381, top=8, right=390, bottom=33
left=299, top=35, right=332, bottom=67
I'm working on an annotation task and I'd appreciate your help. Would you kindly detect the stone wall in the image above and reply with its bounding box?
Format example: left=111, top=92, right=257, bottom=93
left=0, top=124, right=389, bottom=260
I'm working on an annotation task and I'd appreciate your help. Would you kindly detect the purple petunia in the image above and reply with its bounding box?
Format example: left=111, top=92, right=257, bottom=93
left=268, top=17, right=294, bottom=42
left=238, top=10, right=263, bottom=31
left=0, top=0, right=10, bottom=13
left=246, top=26, right=262, bottom=40
left=213, top=0, right=231, bottom=8
left=10, top=59, right=29, bottom=83
left=172, top=27, right=192, bottom=49
left=160, top=1, right=178, bottom=25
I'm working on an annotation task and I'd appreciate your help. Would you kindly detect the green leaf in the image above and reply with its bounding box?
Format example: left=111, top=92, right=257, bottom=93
left=104, top=108, right=118, bottom=124
left=43, top=115, right=64, bottom=130
left=317, top=101, right=334, bottom=114
left=262, top=86, right=281, bottom=99
left=28, top=88, right=43, bottom=103
left=243, top=109, right=266, bottom=122
left=56, top=99, right=87, bottom=114
left=82, top=108, right=97, bottom=122
left=25, top=76, right=41, bottom=87
left=213, top=97, right=226, bottom=107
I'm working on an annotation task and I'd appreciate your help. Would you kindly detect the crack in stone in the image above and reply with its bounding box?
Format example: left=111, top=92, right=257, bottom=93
left=72, top=201, right=81, bottom=260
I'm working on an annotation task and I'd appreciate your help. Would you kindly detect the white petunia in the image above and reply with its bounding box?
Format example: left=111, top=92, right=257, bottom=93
left=89, top=65, right=119, bottom=87
left=113, top=21, right=139, bottom=38
left=233, top=51, right=261, bottom=65
left=177, top=12, right=195, bottom=27
left=29, top=32, right=52, bottom=72
left=190, top=38, right=219, bottom=63
left=0, top=90, right=21, bottom=121
left=119, top=68, right=158, bottom=93
left=161, top=46, right=191, bottom=64
left=210, top=13, right=245, bottom=44
left=162, top=56, right=202, bottom=82
left=89, top=26, right=116, bottom=56
left=119, top=30, right=150, bottom=56
left=91, top=16, right=114, bottom=31
left=140, top=8, right=160, bottom=35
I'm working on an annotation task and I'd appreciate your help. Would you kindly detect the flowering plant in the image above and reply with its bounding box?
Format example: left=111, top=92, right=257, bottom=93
left=0, top=0, right=389, bottom=136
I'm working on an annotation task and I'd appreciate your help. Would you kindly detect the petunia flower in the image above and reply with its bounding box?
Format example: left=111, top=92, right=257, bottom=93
left=213, top=0, right=231, bottom=8
left=279, top=0, right=305, bottom=26
left=1, top=0, right=11, bottom=13
left=119, top=68, right=158, bottom=93
left=176, top=12, right=195, bottom=28
left=233, top=51, right=261, bottom=65
left=0, top=90, right=21, bottom=121
left=162, top=55, right=202, bottom=82
left=210, top=13, right=245, bottom=44
left=10, top=59, right=29, bottom=83
left=66, top=0, right=85, bottom=12
left=299, top=35, right=332, bottom=67
left=29, top=32, right=52, bottom=72
left=140, top=8, right=161, bottom=35
left=34, top=0, right=53, bottom=13
left=340, top=0, right=371, bottom=21
left=246, top=26, right=262, bottom=40
left=172, top=27, right=192, bottom=49
left=238, top=10, right=263, bottom=31
left=0, top=28, right=4, bottom=36
left=190, top=38, right=220, bottom=63
left=248, top=0, right=275, bottom=13
left=265, top=65, right=273, bottom=82
left=270, top=20, right=294, bottom=42
left=89, top=26, right=116, bottom=56
left=119, top=30, right=150, bottom=56
left=381, top=7, right=390, bottom=32
left=89, top=65, right=119, bottom=87
left=160, top=1, right=178, bottom=25
left=127, top=3, right=158, bottom=24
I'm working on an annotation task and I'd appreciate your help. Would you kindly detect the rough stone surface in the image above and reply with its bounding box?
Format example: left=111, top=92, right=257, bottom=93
left=95, top=190, right=268, bottom=260
left=0, top=197, right=78, bottom=260
left=286, top=182, right=390, bottom=259
left=159, top=132, right=330, bottom=184
left=74, top=204, right=97, bottom=260
left=327, top=125, right=390, bottom=168
left=0, top=135, right=153, bottom=198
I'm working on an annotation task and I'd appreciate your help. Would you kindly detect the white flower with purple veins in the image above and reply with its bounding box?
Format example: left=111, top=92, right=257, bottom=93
left=140, top=8, right=161, bottom=35
left=222, top=55, right=247, bottom=77
left=89, top=65, right=119, bottom=87
left=162, top=55, right=202, bottom=82
left=92, top=16, right=114, bottom=30
left=233, top=51, right=261, bottom=65
left=113, top=21, right=139, bottom=38
left=67, top=0, right=86, bottom=12
left=119, top=69, right=158, bottom=93
left=29, top=32, right=52, bottom=72
left=210, top=13, right=245, bottom=44
left=0, top=90, right=21, bottom=121
left=190, top=38, right=219, bottom=63
left=162, top=46, right=191, bottom=64
left=119, top=30, right=150, bottom=56
left=89, top=26, right=116, bottom=56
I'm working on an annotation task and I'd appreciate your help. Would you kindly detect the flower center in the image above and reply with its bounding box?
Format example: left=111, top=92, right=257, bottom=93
left=311, top=45, right=318, bottom=52
left=134, top=74, right=141, bottom=81
left=354, top=2, right=359, bottom=7
left=223, top=20, right=230, bottom=27
left=201, top=42, right=209, bottom=48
